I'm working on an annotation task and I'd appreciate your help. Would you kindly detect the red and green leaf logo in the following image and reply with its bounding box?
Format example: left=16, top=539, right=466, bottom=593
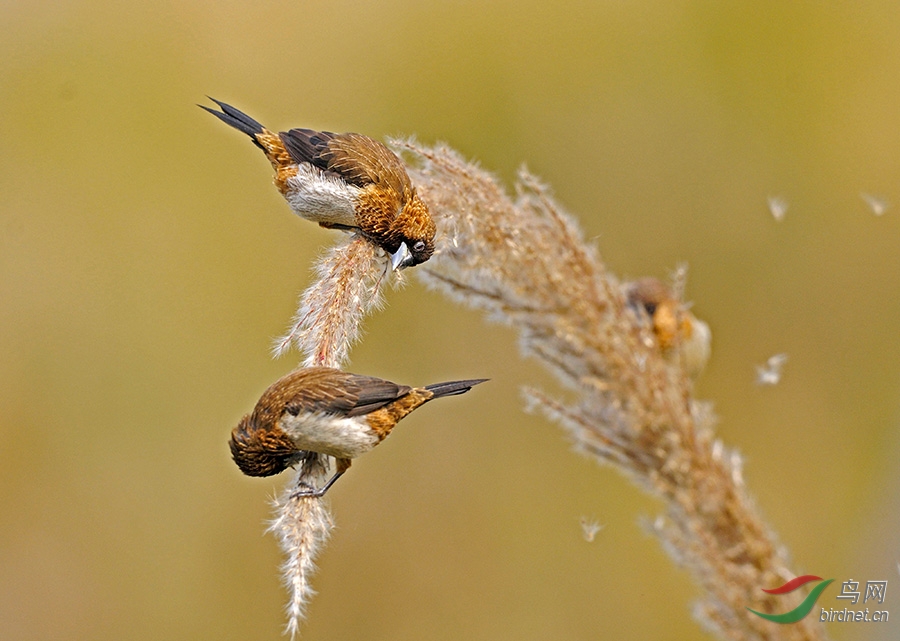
left=747, top=575, right=834, bottom=623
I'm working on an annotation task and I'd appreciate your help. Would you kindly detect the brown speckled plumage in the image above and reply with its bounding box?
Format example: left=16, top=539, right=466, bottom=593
left=201, top=99, right=435, bottom=267
left=626, top=277, right=690, bottom=351
left=230, top=417, right=302, bottom=477
left=625, top=277, right=710, bottom=377
left=364, top=389, right=434, bottom=439
left=228, top=367, right=486, bottom=492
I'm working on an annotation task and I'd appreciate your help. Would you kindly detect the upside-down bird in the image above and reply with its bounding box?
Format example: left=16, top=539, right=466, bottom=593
left=230, top=367, right=487, bottom=496
left=201, top=98, right=435, bottom=269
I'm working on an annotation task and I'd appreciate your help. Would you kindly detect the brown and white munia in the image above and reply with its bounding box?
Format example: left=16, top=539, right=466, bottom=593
left=230, top=367, right=487, bottom=496
left=626, top=277, right=711, bottom=378
left=201, top=98, right=435, bottom=269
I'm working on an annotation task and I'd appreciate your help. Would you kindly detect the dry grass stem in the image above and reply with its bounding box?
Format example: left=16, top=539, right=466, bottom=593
left=395, top=139, right=828, bottom=641
left=269, top=233, right=394, bottom=637
left=274, top=234, right=388, bottom=367
left=269, top=454, right=334, bottom=638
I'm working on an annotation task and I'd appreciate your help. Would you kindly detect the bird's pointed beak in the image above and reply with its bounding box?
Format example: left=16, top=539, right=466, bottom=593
left=389, top=242, right=412, bottom=271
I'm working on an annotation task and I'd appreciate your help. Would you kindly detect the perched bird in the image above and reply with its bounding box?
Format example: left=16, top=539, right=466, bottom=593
left=230, top=367, right=487, bottom=496
left=200, top=98, right=436, bottom=269
left=626, top=277, right=711, bottom=378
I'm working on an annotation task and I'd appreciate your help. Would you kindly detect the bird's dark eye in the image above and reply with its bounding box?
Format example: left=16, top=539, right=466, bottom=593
left=413, top=240, right=426, bottom=253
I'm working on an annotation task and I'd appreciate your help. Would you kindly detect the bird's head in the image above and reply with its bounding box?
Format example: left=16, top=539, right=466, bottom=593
left=626, top=277, right=711, bottom=378
left=388, top=191, right=436, bottom=269
left=229, top=413, right=302, bottom=477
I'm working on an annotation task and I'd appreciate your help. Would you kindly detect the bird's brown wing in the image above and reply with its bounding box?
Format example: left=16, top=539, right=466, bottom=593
left=279, top=128, right=336, bottom=174
left=277, top=367, right=412, bottom=418
left=280, top=129, right=411, bottom=195
left=341, top=373, right=413, bottom=416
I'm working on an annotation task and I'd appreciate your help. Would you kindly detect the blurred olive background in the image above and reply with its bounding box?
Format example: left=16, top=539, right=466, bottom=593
left=2, top=1, right=899, bottom=639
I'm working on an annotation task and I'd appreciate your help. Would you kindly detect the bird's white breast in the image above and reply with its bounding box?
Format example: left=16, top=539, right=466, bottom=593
left=284, top=164, right=361, bottom=227
left=278, top=411, right=380, bottom=459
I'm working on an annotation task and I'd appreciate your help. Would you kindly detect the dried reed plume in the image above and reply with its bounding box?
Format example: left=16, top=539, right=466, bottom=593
left=261, top=136, right=826, bottom=640
left=392, top=139, right=828, bottom=641
left=269, top=235, right=392, bottom=637
left=274, top=235, right=387, bottom=365
left=268, top=453, right=334, bottom=639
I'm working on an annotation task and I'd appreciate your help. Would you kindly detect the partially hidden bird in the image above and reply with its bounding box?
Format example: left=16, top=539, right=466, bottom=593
left=201, top=98, right=436, bottom=269
left=230, top=367, right=487, bottom=496
left=626, top=277, right=711, bottom=378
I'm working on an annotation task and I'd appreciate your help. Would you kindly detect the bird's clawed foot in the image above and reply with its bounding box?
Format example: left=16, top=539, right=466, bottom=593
left=289, top=458, right=352, bottom=499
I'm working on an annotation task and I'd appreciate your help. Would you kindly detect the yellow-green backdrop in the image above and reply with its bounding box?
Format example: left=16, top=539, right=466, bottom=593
left=2, top=2, right=898, bottom=640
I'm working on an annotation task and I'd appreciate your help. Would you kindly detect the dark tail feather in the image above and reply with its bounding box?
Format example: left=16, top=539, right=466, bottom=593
left=425, top=378, right=488, bottom=399
left=199, top=97, right=266, bottom=150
